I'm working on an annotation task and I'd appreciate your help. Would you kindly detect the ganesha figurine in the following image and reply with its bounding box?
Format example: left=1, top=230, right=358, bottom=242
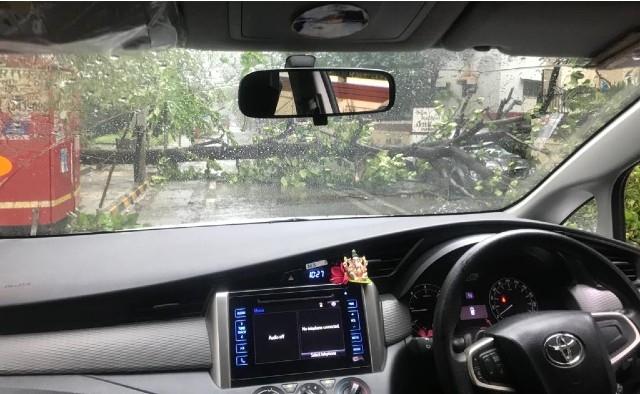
left=342, top=249, right=371, bottom=284
left=330, top=249, right=372, bottom=285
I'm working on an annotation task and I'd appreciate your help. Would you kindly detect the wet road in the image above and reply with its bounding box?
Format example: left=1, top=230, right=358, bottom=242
left=79, top=165, right=137, bottom=212
left=75, top=163, right=488, bottom=228
left=134, top=180, right=483, bottom=227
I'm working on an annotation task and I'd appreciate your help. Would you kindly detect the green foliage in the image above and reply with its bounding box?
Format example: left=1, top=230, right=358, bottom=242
left=67, top=211, right=140, bottom=233
left=361, top=152, right=415, bottom=188
left=625, top=166, right=640, bottom=245
left=538, top=71, right=633, bottom=167
left=61, top=50, right=229, bottom=146
left=153, top=156, right=222, bottom=183
left=91, top=133, right=120, bottom=145
left=230, top=155, right=352, bottom=190
left=227, top=119, right=416, bottom=190
left=564, top=199, right=598, bottom=233
left=563, top=166, right=640, bottom=246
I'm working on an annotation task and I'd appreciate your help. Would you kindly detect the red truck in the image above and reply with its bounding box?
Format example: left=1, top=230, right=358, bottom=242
left=0, top=56, right=80, bottom=234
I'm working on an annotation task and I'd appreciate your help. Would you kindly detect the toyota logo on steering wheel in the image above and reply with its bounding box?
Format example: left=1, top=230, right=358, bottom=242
left=544, top=333, right=585, bottom=367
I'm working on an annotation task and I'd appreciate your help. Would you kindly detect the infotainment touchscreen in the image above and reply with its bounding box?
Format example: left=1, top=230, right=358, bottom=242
left=228, top=284, right=371, bottom=386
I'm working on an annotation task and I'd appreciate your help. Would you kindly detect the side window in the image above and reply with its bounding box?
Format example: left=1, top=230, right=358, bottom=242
left=563, top=198, right=598, bottom=233
left=624, top=166, right=640, bottom=246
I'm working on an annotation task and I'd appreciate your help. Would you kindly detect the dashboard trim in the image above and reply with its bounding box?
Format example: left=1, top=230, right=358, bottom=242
left=394, top=233, right=493, bottom=298
left=0, top=318, right=211, bottom=375
left=379, top=294, right=412, bottom=345
left=362, top=283, right=386, bottom=372
left=209, top=292, right=232, bottom=388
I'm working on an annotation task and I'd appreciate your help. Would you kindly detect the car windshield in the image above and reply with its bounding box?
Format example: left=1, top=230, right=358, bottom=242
left=0, top=48, right=639, bottom=235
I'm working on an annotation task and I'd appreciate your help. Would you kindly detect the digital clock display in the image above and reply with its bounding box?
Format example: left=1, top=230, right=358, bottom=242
left=307, top=267, right=327, bottom=280
left=305, top=260, right=329, bottom=283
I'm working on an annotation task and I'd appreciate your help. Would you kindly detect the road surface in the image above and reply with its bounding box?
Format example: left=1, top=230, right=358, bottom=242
left=133, top=180, right=480, bottom=228
left=77, top=163, right=487, bottom=229
left=79, top=165, right=138, bottom=212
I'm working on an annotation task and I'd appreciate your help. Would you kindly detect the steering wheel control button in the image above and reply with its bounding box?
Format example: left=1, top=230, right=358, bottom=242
left=281, top=383, right=298, bottom=393
left=544, top=333, right=585, bottom=367
left=478, top=349, right=508, bottom=383
left=346, top=299, right=358, bottom=309
left=466, top=337, right=515, bottom=392
left=471, top=355, right=486, bottom=383
left=320, top=379, right=335, bottom=389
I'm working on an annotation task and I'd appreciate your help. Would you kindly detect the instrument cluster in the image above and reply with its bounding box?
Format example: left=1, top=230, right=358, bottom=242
left=405, top=255, right=570, bottom=339
left=408, top=276, right=539, bottom=338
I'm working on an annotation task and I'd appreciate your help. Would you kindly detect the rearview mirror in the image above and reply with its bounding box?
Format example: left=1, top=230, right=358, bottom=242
left=238, top=68, right=395, bottom=121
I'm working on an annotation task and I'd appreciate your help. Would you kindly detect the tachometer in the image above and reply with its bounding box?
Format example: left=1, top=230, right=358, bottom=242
left=489, top=277, right=538, bottom=320
left=409, top=283, right=440, bottom=337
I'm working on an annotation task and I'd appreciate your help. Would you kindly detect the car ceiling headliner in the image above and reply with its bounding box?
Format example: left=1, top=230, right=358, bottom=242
left=180, top=2, right=640, bottom=58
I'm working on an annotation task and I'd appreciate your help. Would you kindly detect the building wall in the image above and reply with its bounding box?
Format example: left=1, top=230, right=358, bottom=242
left=435, top=52, right=548, bottom=114
left=370, top=121, right=412, bottom=147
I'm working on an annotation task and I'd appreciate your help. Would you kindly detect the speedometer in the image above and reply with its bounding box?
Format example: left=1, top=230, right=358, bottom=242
left=409, top=283, right=440, bottom=336
left=489, top=277, right=538, bottom=320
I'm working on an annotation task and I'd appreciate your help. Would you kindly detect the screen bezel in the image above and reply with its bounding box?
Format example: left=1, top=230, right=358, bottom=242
left=227, top=284, right=372, bottom=387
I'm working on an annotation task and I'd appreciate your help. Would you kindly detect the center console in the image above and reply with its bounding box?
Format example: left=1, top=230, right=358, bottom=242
left=209, top=284, right=385, bottom=392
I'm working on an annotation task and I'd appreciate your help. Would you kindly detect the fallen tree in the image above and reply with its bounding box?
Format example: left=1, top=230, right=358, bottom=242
left=80, top=115, right=527, bottom=171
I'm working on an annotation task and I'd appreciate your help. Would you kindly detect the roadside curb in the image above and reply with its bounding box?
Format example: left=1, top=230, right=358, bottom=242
left=106, top=181, right=149, bottom=216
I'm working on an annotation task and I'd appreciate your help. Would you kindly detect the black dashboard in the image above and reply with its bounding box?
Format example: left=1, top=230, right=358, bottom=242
left=0, top=213, right=639, bottom=393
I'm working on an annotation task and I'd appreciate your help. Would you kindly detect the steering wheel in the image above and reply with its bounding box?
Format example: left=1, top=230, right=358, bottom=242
left=432, top=229, right=640, bottom=394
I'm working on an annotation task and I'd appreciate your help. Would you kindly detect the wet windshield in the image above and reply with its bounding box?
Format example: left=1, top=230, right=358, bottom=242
left=0, top=49, right=639, bottom=235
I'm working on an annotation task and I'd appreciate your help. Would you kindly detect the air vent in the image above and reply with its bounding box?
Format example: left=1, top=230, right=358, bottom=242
left=363, top=238, right=424, bottom=278
left=564, top=234, right=640, bottom=287
left=613, top=260, right=638, bottom=282
left=367, top=257, right=404, bottom=278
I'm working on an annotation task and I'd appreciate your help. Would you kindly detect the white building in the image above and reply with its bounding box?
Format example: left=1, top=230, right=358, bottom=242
left=437, top=51, right=548, bottom=115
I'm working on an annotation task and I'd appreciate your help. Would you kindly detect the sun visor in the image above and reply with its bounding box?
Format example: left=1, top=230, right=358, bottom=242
left=0, top=2, right=182, bottom=54
left=586, top=33, right=640, bottom=69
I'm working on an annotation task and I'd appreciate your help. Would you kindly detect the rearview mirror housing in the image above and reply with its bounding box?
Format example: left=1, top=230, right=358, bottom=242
left=238, top=68, right=395, bottom=121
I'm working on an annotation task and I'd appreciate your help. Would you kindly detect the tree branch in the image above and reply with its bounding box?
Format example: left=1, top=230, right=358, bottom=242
left=504, top=132, right=549, bottom=154
left=496, top=87, right=514, bottom=119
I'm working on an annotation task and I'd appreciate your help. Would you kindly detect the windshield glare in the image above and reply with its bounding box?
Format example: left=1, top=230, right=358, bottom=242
left=0, top=49, right=638, bottom=236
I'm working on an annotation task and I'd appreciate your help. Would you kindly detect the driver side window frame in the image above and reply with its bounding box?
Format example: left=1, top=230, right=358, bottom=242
left=614, top=162, right=640, bottom=246
left=562, top=197, right=598, bottom=234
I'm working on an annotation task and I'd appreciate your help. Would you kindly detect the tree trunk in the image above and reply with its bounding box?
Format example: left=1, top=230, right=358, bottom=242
left=163, top=127, right=168, bottom=150
left=133, top=128, right=147, bottom=184
left=539, top=66, right=561, bottom=114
